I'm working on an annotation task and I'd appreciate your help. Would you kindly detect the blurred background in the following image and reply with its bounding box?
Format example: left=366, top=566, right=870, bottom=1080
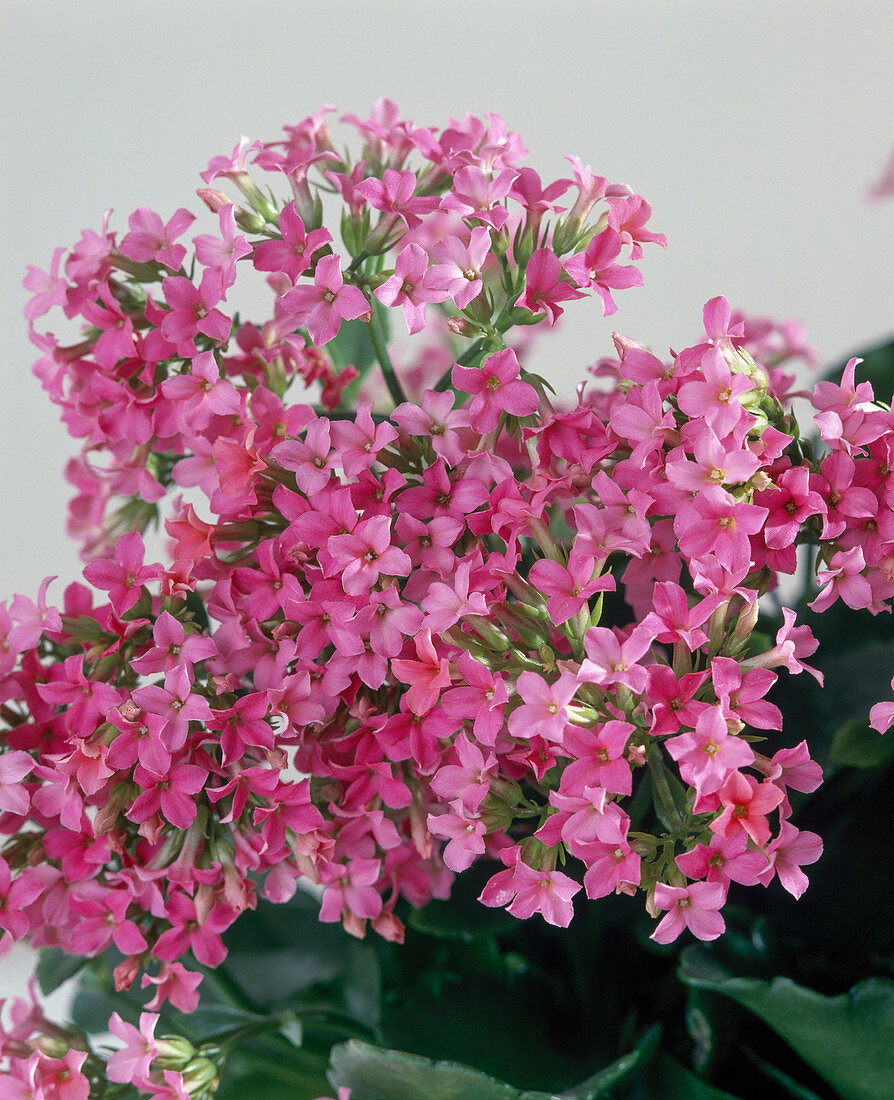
left=1, top=0, right=892, bottom=1008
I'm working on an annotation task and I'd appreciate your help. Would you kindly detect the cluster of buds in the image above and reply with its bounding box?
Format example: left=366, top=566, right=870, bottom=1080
left=0, top=985, right=231, bottom=1098
left=4, top=101, right=885, bottom=1090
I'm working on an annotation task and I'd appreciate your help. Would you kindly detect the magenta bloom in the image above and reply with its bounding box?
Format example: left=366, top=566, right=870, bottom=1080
left=281, top=254, right=371, bottom=345
left=107, top=1011, right=160, bottom=1086
left=161, top=269, right=231, bottom=347
left=374, top=242, right=448, bottom=333
left=252, top=200, right=332, bottom=282
left=528, top=552, right=614, bottom=625
left=119, top=206, right=195, bottom=270
left=452, top=348, right=539, bottom=433
left=519, top=248, right=585, bottom=325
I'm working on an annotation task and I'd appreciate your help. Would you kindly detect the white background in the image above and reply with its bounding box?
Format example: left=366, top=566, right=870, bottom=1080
left=1, top=0, right=892, bottom=1007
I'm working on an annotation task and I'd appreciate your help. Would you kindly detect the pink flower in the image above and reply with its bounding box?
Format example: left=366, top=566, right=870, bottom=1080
left=427, top=802, right=487, bottom=871
left=193, top=203, right=252, bottom=283
left=509, top=671, right=579, bottom=743
left=281, top=254, right=371, bottom=345
left=564, top=229, right=643, bottom=315
left=666, top=706, right=755, bottom=796
left=809, top=546, right=874, bottom=613
left=161, top=269, right=231, bottom=347
left=119, top=206, right=195, bottom=270
left=391, top=630, right=452, bottom=715
left=427, top=227, right=491, bottom=309
left=758, top=822, right=822, bottom=898
left=519, top=248, right=585, bottom=325
left=650, top=881, right=726, bottom=943
left=374, top=243, right=449, bottom=333
left=106, top=1011, right=160, bottom=1085
left=711, top=771, right=784, bottom=847
left=528, top=552, right=614, bottom=626
left=676, top=833, right=767, bottom=890
left=326, top=516, right=412, bottom=595
left=252, top=201, right=332, bottom=282
left=141, top=962, right=203, bottom=1013
left=479, top=848, right=581, bottom=927
left=452, top=348, right=539, bottom=433
left=82, top=530, right=161, bottom=616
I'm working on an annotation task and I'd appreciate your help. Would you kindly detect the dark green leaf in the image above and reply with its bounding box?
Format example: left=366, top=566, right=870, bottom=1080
left=328, top=1039, right=529, bottom=1100
left=739, top=1044, right=824, bottom=1100
left=679, top=949, right=894, bottom=1100
left=169, top=1003, right=265, bottom=1044
left=629, top=1052, right=743, bottom=1098
left=329, top=1036, right=660, bottom=1100
left=829, top=718, right=894, bottom=769
left=558, top=1025, right=661, bottom=1097
left=36, top=948, right=88, bottom=996
left=222, top=892, right=380, bottom=1027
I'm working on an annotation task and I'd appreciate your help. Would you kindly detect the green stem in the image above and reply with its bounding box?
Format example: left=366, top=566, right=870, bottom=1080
left=433, top=336, right=490, bottom=392
left=646, top=744, right=685, bottom=834
left=367, top=308, right=407, bottom=406
left=220, top=1046, right=320, bottom=1087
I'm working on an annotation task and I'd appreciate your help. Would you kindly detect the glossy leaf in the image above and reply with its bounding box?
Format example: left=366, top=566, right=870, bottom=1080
left=328, top=1029, right=661, bottom=1100
left=36, top=948, right=88, bottom=996
left=680, top=949, right=894, bottom=1100
left=829, top=718, right=894, bottom=769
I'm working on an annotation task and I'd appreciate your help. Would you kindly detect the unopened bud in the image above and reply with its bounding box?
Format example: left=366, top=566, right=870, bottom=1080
left=196, top=187, right=231, bottom=214
left=446, top=315, right=485, bottom=337
left=154, top=1035, right=198, bottom=1067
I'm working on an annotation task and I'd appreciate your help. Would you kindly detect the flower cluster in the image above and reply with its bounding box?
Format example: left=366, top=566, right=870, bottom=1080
left=4, top=102, right=889, bottom=1091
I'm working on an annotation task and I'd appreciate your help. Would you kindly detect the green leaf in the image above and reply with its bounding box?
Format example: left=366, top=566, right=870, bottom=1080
left=629, top=1052, right=743, bottom=1098
left=328, top=1040, right=529, bottom=1100
left=36, top=948, right=88, bottom=996
left=221, top=891, right=380, bottom=1027
left=329, top=299, right=391, bottom=405
left=739, top=1044, right=825, bottom=1100
left=679, top=949, right=894, bottom=1100
left=170, top=1003, right=265, bottom=1044
left=329, top=1034, right=660, bottom=1100
left=558, top=1025, right=661, bottom=1097
left=830, top=718, right=894, bottom=769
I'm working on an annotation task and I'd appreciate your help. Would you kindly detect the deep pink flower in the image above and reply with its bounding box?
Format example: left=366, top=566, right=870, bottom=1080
left=252, top=201, right=332, bottom=282
left=519, top=248, right=585, bottom=325
left=564, top=229, right=643, bottom=315
left=391, top=630, right=452, bottom=715
left=161, top=269, right=231, bottom=347
left=758, top=822, right=822, bottom=897
left=281, top=254, right=371, bottom=345
left=452, top=348, right=539, bottom=433
left=666, top=706, right=755, bottom=795
left=711, top=771, right=784, bottom=847
left=119, top=206, right=195, bottom=270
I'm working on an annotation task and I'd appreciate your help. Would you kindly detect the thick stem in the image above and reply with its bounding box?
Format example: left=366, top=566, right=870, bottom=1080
left=367, top=308, right=407, bottom=407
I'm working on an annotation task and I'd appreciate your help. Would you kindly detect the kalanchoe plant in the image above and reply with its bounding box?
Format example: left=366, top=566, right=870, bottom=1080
left=3, top=102, right=893, bottom=1098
